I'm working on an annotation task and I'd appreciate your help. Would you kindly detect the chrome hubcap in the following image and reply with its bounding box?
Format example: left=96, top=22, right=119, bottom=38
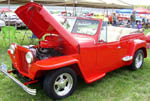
left=54, top=73, right=73, bottom=96
left=135, top=53, right=143, bottom=69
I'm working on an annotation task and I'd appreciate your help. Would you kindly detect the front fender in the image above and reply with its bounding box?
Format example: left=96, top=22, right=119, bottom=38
left=29, top=55, right=82, bottom=79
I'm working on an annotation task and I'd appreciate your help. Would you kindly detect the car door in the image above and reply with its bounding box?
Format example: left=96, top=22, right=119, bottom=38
left=97, top=22, right=127, bottom=73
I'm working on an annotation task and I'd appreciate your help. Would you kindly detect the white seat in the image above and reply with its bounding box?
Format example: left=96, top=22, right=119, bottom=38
left=101, top=26, right=138, bottom=42
left=120, top=28, right=138, bottom=38
left=107, top=26, right=122, bottom=42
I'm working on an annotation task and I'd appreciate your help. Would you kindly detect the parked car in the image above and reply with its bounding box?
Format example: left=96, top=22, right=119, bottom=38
left=0, top=12, right=25, bottom=28
left=0, top=19, right=5, bottom=31
left=0, top=2, right=149, bottom=100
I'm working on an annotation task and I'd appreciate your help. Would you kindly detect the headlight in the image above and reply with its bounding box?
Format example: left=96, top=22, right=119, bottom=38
left=9, top=44, right=16, bottom=54
left=25, top=52, right=33, bottom=64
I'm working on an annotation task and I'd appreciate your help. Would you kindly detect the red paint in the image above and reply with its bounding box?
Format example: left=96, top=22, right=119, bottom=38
left=15, top=2, right=78, bottom=54
left=9, top=2, right=148, bottom=84
left=118, top=16, right=130, bottom=21
left=7, top=70, right=13, bottom=73
left=24, top=80, right=38, bottom=85
left=146, top=35, right=150, bottom=43
left=108, top=15, right=112, bottom=23
left=134, top=8, right=148, bottom=14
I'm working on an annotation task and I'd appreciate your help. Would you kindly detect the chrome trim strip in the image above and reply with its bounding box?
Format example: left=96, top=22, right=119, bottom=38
left=0, top=64, right=36, bottom=95
left=122, top=56, right=133, bottom=62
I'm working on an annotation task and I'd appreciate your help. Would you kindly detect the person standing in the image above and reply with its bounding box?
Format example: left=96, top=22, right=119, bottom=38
left=112, top=13, right=117, bottom=26
left=137, top=21, right=142, bottom=29
left=108, top=15, right=113, bottom=24
left=130, top=11, right=136, bottom=28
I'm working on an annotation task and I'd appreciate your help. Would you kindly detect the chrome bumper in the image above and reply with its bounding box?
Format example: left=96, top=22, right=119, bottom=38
left=0, top=64, right=36, bottom=95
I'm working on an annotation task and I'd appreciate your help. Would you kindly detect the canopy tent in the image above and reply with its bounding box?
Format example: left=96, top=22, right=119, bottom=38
left=0, top=0, right=65, bottom=4
left=134, top=8, right=149, bottom=14
left=0, top=0, right=132, bottom=9
left=116, top=9, right=132, bottom=14
left=116, top=8, right=150, bottom=14
left=0, top=0, right=5, bottom=2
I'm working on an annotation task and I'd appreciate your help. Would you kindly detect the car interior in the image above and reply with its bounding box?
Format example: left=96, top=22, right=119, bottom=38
left=99, top=24, right=143, bottom=42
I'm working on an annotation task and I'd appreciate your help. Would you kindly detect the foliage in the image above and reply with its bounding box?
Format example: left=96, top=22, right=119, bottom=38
left=134, top=5, right=150, bottom=9
left=144, top=29, right=150, bottom=35
left=0, top=28, right=39, bottom=48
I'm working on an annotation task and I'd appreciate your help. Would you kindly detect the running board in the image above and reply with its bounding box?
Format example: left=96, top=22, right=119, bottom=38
left=122, top=56, right=133, bottom=62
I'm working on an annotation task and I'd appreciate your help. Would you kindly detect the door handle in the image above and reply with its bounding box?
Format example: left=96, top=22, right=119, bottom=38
left=117, top=46, right=121, bottom=49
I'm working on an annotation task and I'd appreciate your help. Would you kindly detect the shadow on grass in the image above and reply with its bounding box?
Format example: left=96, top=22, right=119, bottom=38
left=22, top=66, right=134, bottom=101
left=77, top=66, right=131, bottom=88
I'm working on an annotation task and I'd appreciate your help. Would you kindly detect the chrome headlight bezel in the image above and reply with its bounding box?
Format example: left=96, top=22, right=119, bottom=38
left=25, top=52, right=33, bottom=64
left=9, top=44, right=16, bottom=54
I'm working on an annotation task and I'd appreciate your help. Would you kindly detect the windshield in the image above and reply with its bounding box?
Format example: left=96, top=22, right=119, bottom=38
left=72, top=19, right=99, bottom=35
left=61, top=18, right=76, bottom=32
left=53, top=15, right=76, bottom=32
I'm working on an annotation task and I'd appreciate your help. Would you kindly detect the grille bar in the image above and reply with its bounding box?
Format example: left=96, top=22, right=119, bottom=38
left=16, top=46, right=29, bottom=74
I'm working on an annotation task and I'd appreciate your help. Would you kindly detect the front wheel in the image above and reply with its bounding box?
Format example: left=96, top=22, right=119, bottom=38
left=43, top=68, right=77, bottom=100
left=129, top=49, right=144, bottom=70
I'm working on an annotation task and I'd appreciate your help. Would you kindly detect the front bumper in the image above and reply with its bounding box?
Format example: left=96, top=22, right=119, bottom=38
left=0, top=64, right=36, bottom=95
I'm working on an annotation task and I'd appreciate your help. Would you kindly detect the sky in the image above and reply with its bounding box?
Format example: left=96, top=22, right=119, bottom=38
left=122, top=0, right=150, bottom=6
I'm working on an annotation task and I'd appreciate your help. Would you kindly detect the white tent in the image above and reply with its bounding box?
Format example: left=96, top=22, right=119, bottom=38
left=64, top=0, right=132, bottom=8
left=0, top=0, right=132, bottom=9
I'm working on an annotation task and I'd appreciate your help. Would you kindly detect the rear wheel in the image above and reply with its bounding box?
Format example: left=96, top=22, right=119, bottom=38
left=43, top=68, right=77, bottom=99
left=129, top=49, right=144, bottom=70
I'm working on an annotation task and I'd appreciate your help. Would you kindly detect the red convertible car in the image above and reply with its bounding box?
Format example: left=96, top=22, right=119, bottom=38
left=0, top=2, right=148, bottom=99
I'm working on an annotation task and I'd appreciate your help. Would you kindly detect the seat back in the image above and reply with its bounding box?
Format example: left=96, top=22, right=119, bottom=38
left=107, top=26, right=121, bottom=42
left=101, top=26, right=139, bottom=43
left=120, top=28, right=138, bottom=38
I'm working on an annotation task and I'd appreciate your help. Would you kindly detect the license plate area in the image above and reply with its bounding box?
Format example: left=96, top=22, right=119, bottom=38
left=0, top=64, right=8, bottom=72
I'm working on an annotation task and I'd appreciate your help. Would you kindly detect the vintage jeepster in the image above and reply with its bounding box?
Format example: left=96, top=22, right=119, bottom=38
left=0, top=2, right=148, bottom=99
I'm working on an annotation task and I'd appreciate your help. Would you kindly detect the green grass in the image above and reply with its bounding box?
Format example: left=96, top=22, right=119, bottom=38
left=144, top=29, right=150, bottom=35
left=0, top=28, right=38, bottom=48
left=0, top=29, right=150, bottom=101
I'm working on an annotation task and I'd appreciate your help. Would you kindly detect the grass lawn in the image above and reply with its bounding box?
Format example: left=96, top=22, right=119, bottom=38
left=0, top=29, right=150, bottom=101
left=144, top=29, right=150, bottom=35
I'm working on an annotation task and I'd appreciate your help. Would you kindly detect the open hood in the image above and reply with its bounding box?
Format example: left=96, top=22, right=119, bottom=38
left=15, top=2, right=79, bottom=54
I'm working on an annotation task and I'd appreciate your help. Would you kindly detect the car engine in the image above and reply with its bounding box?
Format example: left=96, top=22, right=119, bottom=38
left=25, top=45, right=62, bottom=60
left=24, top=34, right=63, bottom=60
left=36, top=47, right=62, bottom=60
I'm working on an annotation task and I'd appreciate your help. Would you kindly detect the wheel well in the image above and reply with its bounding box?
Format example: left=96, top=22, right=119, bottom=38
left=34, top=63, right=83, bottom=80
left=67, top=64, right=82, bottom=76
left=138, top=47, right=147, bottom=58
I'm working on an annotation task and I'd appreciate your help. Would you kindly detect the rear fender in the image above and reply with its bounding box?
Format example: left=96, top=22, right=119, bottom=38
left=146, top=34, right=150, bottom=43
left=126, top=39, right=147, bottom=65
